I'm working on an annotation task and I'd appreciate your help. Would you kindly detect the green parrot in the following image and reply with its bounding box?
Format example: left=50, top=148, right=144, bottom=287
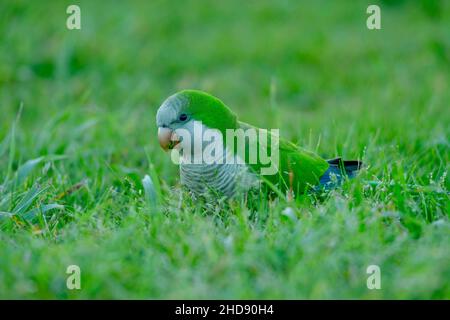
left=156, top=89, right=362, bottom=198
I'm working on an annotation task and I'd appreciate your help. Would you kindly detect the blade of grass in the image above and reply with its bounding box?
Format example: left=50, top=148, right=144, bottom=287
left=22, top=203, right=64, bottom=221
left=13, top=184, right=48, bottom=215
left=5, top=102, right=23, bottom=184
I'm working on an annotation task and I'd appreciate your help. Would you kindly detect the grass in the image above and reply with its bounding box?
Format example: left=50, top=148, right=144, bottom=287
left=0, top=0, right=449, bottom=299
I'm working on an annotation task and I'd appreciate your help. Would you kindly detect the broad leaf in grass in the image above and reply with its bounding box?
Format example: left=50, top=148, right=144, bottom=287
left=0, top=192, right=11, bottom=211
left=0, top=132, right=10, bottom=159
left=142, top=174, right=158, bottom=209
left=16, top=157, right=44, bottom=185
left=144, top=151, right=163, bottom=207
left=21, top=203, right=64, bottom=221
left=15, top=155, right=68, bottom=186
left=12, top=184, right=48, bottom=215
left=0, top=211, right=13, bottom=220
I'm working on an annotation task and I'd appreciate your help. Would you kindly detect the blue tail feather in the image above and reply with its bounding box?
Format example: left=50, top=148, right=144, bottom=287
left=317, top=157, right=363, bottom=190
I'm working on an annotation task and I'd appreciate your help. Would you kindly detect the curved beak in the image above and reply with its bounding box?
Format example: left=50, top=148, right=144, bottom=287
left=158, top=127, right=180, bottom=151
left=158, top=127, right=173, bottom=151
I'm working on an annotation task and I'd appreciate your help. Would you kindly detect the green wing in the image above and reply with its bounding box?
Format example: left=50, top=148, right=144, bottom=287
left=237, top=121, right=329, bottom=195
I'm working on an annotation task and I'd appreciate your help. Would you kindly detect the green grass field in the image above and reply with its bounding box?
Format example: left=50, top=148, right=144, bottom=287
left=0, top=0, right=449, bottom=299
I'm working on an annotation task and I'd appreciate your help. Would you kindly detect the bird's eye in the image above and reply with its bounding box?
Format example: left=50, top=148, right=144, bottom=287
left=179, top=113, right=188, bottom=122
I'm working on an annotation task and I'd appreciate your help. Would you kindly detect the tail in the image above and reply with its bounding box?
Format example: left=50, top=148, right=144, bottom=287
left=318, top=159, right=448, bottom=195
left=317, top=157, right=364, bottom=190
left=326, top=157, right=363, bottom=177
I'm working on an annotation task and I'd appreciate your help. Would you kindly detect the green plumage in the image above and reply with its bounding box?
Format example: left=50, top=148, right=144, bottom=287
left=175, top=90, right=329, bottom=195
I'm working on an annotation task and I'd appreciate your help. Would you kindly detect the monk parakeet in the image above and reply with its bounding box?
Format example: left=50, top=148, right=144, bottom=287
left=156, top=90, right=362, bottom=198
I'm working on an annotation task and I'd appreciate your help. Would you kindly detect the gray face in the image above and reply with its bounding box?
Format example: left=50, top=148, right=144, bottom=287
left=156, top=93, right=189, bottom=130
left=156, top=93, right=195, bottom=152
left=156, top=93, right=217, bottom=159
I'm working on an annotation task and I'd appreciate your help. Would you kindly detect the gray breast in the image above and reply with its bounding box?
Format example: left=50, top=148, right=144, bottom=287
left=180, top=162, right=257, bottom=198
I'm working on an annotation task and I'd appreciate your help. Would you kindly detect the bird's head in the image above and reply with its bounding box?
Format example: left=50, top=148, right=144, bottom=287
left=156, top=90, right=238, bottom=151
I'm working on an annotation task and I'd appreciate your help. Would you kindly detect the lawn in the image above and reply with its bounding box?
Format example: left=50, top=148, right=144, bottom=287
left=0, top=0, right=449, bottom=299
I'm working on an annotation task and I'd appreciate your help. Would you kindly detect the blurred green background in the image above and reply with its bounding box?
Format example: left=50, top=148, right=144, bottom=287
left=0, top=0, right=449, bottom=299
